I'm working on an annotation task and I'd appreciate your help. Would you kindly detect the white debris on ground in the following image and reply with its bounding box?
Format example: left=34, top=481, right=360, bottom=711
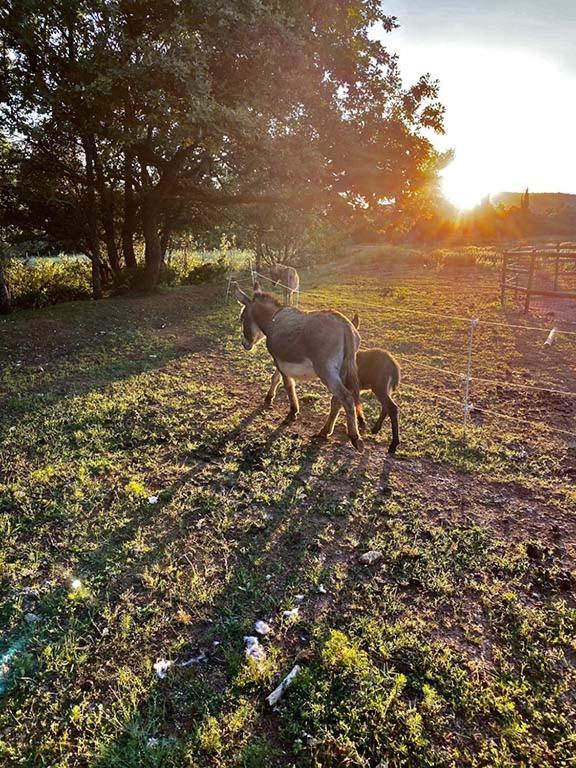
left=153, top=659, right=174, bottom=678
left=179, top=651, right=207, bottom=666
left=294, top=594, right=305, bottom=603
left=147, top=738, right=160, bottom=748
left=24, top=613, right=41, bottom=624
left=266, top=664, right=301, bottom=707
left=317, top=584, right=327, bottom=594
left=244, top=636, right=266, bottom=661
left=359, top=550, right=383, bottom=565
left=71, top=578, right=82, bottom=590
left=148, top=495, right=159, bottom=504
left=282, top=607, right=299, bottom=621
left=255, top=620, right=271, bottom=636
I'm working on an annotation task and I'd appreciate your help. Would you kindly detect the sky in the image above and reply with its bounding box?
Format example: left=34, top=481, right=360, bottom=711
left=373, top=1, right=576, bottom=208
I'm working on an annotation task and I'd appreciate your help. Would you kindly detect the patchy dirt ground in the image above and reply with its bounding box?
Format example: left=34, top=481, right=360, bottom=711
left=1, top=260, right=575, bottom=767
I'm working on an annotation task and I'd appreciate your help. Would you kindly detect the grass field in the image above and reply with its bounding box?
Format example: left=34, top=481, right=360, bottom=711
left=1, top=255, right=575, bottom=767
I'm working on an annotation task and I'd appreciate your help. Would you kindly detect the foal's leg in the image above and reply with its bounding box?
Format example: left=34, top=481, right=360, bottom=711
left=319, top=368, right=363, bottom=453
left=371, top=390, right=400, bottom=454
left=319, top=396, right=342, bottom=438
left=282, top=374, right=299, bottom=420
left=371, top=403, right=387, bottom=434
left=265, top=369, right=282, bottom=405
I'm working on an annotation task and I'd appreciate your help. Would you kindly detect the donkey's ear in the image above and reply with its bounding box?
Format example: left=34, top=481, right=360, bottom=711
left=253, top=280, right=263, bottom=295
left=232, top=282, right=250, bottom=306
left=352, top=312, right=360, bottom=330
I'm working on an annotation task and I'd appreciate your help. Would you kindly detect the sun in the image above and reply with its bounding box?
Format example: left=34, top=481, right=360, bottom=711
left=441, top=164, right=491, bottom=211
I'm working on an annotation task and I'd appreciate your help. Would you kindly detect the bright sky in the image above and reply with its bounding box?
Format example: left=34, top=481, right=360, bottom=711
left=374, top=1, right=576, bottom=208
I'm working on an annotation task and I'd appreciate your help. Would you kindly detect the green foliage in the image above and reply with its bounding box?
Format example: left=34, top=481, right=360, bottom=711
left=1, top=0, right=446, bottom=288
left=4, top=257, right=92, bottom=308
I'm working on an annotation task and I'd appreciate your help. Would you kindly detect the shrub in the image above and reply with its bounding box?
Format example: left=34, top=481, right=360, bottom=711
left=181, top=260, right=228, bottom=285
left=4, top=257, right=92, bottom=309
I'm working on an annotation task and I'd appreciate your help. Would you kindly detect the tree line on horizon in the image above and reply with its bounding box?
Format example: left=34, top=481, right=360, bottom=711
left=0, top=0, right=448, bottom=312
left=404, top=189, right=576, bottom=244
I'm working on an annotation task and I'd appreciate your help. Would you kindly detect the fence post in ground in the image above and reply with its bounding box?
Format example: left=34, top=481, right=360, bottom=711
left=524, top=251, right=537, bottom=314
left=463, top=318, right=479, bottom=436
left=225, top=274, right=232, bottom=303
left=553, top=245, right=560, bottom=292
left=500, top=251, right=508, bottom=305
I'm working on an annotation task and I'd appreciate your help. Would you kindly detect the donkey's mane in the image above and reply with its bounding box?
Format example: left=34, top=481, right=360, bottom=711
left=254, top=291, right=282, bottom=309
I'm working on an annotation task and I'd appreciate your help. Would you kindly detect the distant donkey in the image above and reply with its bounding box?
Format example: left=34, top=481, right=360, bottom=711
left=265, top=312, right=401, bottom=453
left=233, top=281, right=365, bottom=452
left=268, top=263, right=300, bottom=306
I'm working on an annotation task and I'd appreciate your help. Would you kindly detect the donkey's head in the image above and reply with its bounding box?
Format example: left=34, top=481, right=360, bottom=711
left=233, top=281, right=279, bottom=351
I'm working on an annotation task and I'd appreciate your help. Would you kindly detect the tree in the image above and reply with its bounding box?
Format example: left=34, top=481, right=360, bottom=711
left=1, top=1, right=446, bottom=292
left=0, top=255, right=10, bottom=314
left=521, top=187, right=530, bottom=213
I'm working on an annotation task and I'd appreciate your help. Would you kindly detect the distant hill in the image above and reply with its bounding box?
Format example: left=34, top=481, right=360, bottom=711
left=492, top=192, right=576, bottom=215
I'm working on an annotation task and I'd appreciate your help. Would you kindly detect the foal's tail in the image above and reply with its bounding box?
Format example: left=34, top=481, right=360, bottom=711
left=388, top=354, right=401, bottom=395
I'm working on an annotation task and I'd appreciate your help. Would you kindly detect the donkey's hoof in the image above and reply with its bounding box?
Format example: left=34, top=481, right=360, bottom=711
left=264, top=396, right=274, bottom=408
left=388, top=442, right=399, bottom=455
left=284, top=410, right=299, bottom=423
left=315, top=429, right=331, bottom=441
left=350, top=435, right=365, bottom=453
left=371, top=423, right=381, bottom=435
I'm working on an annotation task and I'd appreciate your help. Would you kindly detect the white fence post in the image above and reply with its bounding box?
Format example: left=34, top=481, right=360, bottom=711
left=463, top=318, right=479, bottom=435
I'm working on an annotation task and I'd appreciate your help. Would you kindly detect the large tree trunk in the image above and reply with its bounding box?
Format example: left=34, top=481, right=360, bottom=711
left=82, top=135, right=103, bottom=299
left=102, top=189, right=120, bottom=272
left=141, top=194, right=162, bottom=290
left=160, top=224, right=171, bottom=263
left=93, top=147, right=120, bottom=273
left=0, top=266, right=11, bottom=314
left=122, top=151, right=138, bottom=269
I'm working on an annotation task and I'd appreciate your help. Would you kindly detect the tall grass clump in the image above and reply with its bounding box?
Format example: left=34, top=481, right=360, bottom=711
left=4, top=257, right=92, bottom=309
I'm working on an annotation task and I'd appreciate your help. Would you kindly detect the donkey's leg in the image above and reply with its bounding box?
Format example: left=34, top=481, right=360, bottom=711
left=318, top=368, right=364, bottom=453
left=387, top=397, right=400, bottom=454
left=265, top=369, right=282, bottom=406
left=282, top=374, right=299, bottom=420
left=319, top=395, right=342, bottom=438
left=357, top=402, right=367, bottom=433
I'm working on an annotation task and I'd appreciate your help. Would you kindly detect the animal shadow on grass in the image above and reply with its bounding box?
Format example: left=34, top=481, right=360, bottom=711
left=89, top=422, right=374, bottom=765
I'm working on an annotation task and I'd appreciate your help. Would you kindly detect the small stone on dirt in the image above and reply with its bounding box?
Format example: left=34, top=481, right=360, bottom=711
left=359, top=550, right=383, bottom=565
left=24, top=613, right=40, bottom=624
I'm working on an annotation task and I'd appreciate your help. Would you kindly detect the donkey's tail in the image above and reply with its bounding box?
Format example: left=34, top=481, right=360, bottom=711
left=342, top=321, right=362, bottom=408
